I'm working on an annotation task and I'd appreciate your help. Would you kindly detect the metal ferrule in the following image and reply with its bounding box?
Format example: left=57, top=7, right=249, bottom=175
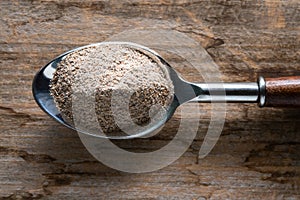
left=257, top=76, right=266, bottom=107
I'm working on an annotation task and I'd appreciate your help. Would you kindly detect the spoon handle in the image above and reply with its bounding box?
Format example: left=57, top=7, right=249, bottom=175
left=260, top=76, right=300, bottom=107
left=190, top=76, right=300, bottom=107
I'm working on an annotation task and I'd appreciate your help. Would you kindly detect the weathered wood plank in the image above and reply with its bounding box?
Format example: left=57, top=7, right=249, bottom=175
left=0, top=0, right=299, bottom=199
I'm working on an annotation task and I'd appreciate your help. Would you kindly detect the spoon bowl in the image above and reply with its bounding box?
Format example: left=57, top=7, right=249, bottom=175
left=32, top=42, right=193, bottom=139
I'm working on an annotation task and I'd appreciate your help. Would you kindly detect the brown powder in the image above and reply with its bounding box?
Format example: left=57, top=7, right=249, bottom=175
left=50, top=43, right=174, bottom=135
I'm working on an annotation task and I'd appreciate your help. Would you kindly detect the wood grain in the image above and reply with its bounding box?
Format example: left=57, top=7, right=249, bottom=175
left=0, top=0, right=300, bottom=199
left=265, top=76, right=300, bottom=107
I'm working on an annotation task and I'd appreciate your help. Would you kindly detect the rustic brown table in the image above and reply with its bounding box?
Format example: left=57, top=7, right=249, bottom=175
left=1, top=0, right=299, bottom=199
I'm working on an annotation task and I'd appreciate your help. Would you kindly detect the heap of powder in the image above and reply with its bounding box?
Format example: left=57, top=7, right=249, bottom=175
left=50, top=44, right=174, bottom=134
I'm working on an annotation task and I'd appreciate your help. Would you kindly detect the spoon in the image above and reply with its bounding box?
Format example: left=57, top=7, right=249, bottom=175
left=32, top=42, right=300, bottom=139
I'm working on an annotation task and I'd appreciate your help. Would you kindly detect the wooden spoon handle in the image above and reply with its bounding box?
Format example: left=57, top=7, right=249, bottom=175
left=260, top=76, right=300, bottom=107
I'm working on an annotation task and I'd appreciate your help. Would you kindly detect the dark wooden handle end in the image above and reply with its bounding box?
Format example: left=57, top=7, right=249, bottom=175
left=264, top=76, right=300, bottom=107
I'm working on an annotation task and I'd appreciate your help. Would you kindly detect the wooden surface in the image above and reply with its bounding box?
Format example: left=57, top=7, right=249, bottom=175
left=1, top=0, right=300, bottom=199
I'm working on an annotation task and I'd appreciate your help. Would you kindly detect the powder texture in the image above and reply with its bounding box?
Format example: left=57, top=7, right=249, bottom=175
left=50, top=44, right=174, bottom=135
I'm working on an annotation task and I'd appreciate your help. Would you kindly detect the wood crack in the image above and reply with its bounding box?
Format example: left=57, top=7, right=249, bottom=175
left=173, top=27, right=225, bottom=49
left=0, top=146, right=56, bottom=163
left=0, top=191, right=44, bottom=200
left=0, top=105, right=43, bottom=126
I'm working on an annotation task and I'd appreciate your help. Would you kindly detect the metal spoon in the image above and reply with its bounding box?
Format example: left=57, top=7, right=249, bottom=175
left=32, top=42, right=300, bottom=139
